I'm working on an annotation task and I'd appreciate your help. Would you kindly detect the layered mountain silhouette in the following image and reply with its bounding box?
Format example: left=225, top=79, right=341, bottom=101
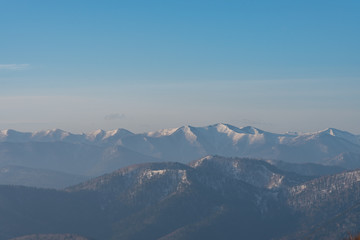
left=0, top=124, right=359, bottom=187
left=0, top=165, right=89, bottom=189
left=1, top=156, right=360, bottom=240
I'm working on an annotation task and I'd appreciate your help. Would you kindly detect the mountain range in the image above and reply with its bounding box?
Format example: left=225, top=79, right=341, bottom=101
left=1, top=156, right=360, bottom=240
left=0, top=123, right=359, bottom=187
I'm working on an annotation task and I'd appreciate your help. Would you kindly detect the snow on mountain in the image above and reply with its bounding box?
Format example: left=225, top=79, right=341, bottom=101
left=0, top=124, right=359, bottom=171
left=86, top=129, right=106, bottom=141
left=102, top=124, right=360, bottom=169
left=103, top=128, right=134, bottom=140
left=194, top=123, right=268, bottom=146
left=322, top=128, right=360, bottom=145
left=91, top=128, right=135, bottom=145
left=0, top=129, right=33, bottom=142
left=120, top=123, right=281, bottom=162
left=70, top=156, right=305, bottom=208
left=297, top=127, right=360, bottom=146
left=0, top=128, right=134, bottom=144
left=287, top=168, right=360, bottom=220
left=1, top=156, right=360, bottom=240
left=0, top=129, right=84, bottom=143
left=86, top=128, right=134, bottom=143
left=31, top=129, right=73, bottom=141
left=69, top=161, right=193, bottom=206
left=191, top=156, right=307, bottom=190
left=146, top=127, right=179, bottom=137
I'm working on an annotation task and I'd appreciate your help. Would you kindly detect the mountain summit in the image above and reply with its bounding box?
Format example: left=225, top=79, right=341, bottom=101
left=0, top=124, right=359, bottom=182
left=0, top=156, right=358, bottom=240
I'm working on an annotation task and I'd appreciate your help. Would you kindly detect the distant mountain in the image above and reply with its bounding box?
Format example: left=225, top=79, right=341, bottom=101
left=2, top=124, right=359, bottom=166
left=0, top=141, right=158, bottom=176
left=137, top=124, right=360, bottom=166
left=0, top=124, right=359, bottom=188
left=269, top=160, right=346, bottom=177
left=1, top=156, right=359, bottom=240
left=0, top=165, right=89, bottom=189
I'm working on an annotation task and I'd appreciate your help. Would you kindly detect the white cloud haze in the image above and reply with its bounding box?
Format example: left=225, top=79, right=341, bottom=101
left=0, top=64, right=30, bottom=70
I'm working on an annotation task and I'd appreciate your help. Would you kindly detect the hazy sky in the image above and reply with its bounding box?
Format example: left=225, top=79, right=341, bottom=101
left=1, top=0, right=359, bottom=134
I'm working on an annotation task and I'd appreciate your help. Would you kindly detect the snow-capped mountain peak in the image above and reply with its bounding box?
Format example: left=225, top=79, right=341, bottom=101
left=32, top=129, right=70, bottom=139
left=239, top=126, right=263, bottom=135
left=86, top=129, right=106, bottom=141
left=0, top=124, right=359, bottom=170
left=146, top=127, right=179, bottom=137
left=212, top=123, right=233, bottom=132
left=102, top=128, right=134, bottom=140
left=0, top=129, right=32, bottom=142
left=0, top=129, right=22, bottom=136
left=313, top=128, right=360, bottom=145
left=190, top=156, right=303, bottom=189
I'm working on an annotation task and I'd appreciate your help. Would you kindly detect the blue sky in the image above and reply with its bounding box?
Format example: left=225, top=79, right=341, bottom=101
left=1, top=0, right=359, bottom=133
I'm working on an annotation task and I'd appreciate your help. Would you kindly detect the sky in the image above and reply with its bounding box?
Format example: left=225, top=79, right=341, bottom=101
left=0, top=0, right=359, bottom=134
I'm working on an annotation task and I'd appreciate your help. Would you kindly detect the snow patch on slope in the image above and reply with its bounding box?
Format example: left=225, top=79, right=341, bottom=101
left=147, top=127, right=179, bottom=137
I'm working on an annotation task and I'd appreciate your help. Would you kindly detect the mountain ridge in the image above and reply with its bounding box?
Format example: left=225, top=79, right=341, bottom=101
left=0, top=123, right=358, bottom=144
left=0, top=123, right=359, bottom=188
left=0, top=156, right=358, bottom=240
